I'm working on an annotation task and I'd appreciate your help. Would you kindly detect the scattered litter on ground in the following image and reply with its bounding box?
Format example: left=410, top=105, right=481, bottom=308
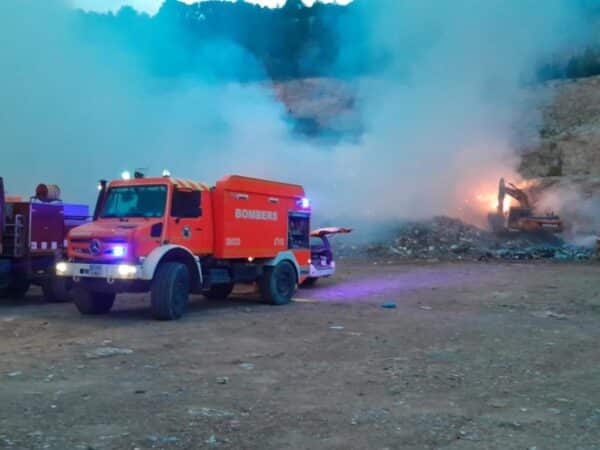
left=488, top=399, right=509, bottom=408
left=148, top=435, right=178, bottom=443
left=336, top=216, right=595, bottom=262
left=188, top=407, right=234, bottom=418
left=85, top=347, right=134, bottom=359
left=381, top=302, right=397, bottom=309
left=329, top=326, right=345, bottom=330
left=350, top=408, right=391, bottom=425
left=293, top=298, right=318, bottom=303
left=532, top=310, right=569, bottom=320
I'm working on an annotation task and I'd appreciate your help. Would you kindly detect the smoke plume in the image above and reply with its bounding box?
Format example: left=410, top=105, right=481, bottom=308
left=0, top=0, right=592, bottom=230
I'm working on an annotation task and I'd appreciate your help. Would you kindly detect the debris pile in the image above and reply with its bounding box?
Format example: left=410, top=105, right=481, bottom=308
left=335, top=216, right=595, bottom=261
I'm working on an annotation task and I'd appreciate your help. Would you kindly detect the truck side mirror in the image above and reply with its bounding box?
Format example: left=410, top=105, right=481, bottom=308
left=93, top=179, right=108, bottom=221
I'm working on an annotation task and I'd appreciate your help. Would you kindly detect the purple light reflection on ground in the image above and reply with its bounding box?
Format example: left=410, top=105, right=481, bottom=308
left=307, top=268, right=472, bottom=303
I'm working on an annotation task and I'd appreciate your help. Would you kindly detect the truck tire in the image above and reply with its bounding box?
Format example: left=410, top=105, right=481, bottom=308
left=259, top=261, right=296, bottom=305
left=203, top=283, right=234, bottom=300
left=42, top=277, right=72, bottom=303
left=151, top=262, right=190, bottom=321
left=6, top=278, right=31, bottom=299
left=73, top=288, right=115, bottom=315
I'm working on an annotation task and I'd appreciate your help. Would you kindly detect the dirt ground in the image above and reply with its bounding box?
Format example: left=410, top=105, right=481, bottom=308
left=1, top=260, right=600, bottom=450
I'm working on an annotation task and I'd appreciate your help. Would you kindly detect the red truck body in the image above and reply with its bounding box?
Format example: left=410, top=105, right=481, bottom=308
left=0, top=177, right=89, bottom=300
left=58, top=174, right=312, bottom=320
left=212, top=175, right=310, bottom=262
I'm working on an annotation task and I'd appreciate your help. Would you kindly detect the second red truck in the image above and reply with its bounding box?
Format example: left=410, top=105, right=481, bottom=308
left=0, top=177, right=89, bottom=301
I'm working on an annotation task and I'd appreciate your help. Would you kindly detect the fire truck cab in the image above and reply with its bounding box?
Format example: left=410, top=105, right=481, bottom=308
left=57, top=174, right=312, bottom=320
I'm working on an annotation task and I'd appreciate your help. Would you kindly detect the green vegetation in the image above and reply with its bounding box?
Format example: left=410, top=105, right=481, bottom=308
left=76, top=0, right=374, bottom=81
left=76, top=0, right=600, bottom=83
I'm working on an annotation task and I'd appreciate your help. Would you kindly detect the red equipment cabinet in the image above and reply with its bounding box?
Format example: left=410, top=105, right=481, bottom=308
left=58, top=174, right=312, bottom=320
left=213, top=175, right=308, bottom=260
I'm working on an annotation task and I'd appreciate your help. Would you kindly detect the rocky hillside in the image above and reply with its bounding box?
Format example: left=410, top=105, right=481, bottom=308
left=519, top=75, right=600, bottom=178
left=515, top=76, right=600, bottom=237
left=271, top=78, right=360, bottom=140
left=273, top=75, right=600, bottom=236
left=274, top=75, right=600, bottom=178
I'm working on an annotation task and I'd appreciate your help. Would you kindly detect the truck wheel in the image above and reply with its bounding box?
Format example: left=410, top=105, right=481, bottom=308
left=259, top=261, right=296, bottom=305
left=42, top=277, right=72, bottom=303
left=300, top=277, right=318, bottom=288
left=203, top=283, right=234, bottom=300
left=151, top=262, right=190, bottom=321
left=73, top=288, right=115, bottom=315
left=7, top=278, right=31, bottom=299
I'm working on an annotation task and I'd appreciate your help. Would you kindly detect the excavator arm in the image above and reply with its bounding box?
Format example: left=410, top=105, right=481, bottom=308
left=497, top=178, right=530, bottom=213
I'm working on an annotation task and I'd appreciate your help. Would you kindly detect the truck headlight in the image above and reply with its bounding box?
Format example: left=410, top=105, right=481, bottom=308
left=117, top=264, right=137, bottom=277
left=56, top=262, right=68, bottom=274
left=112, top=245, right=127, bottom=257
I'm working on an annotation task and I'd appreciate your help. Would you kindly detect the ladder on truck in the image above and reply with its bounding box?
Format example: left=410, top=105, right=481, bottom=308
left=2, top=214, right=26, bottom=258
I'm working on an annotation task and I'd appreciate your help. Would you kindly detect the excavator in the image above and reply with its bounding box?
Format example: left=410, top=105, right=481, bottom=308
left=488, top=178, right=563, bottom=234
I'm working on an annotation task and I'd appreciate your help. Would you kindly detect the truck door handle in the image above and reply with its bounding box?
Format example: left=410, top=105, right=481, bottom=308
left=195, top=228, right=203, bottom=231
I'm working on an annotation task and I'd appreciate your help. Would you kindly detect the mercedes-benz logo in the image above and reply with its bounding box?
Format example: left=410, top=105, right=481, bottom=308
left=89, top=239, right=102, bottom=256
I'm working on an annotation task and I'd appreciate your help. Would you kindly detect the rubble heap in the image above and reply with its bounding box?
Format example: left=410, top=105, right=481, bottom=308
left=335, top=216, right=596, bottom=261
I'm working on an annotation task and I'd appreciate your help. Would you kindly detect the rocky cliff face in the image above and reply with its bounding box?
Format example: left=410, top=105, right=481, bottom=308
left=273, top=75, right=600, bottom=178
left=519, top=76, right=600, bottom=178
left=272, top=75, right=600, bottom=235
left=271, top=78, right=360, bottom=140
left=517, top=76, right=600, bottom=237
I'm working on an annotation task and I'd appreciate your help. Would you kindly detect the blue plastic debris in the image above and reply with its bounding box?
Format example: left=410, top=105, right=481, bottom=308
left=381, top=302, right=397, bottom=309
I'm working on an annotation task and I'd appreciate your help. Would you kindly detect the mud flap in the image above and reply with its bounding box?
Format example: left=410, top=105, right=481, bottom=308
left=0, top=259, right=11, bottom=291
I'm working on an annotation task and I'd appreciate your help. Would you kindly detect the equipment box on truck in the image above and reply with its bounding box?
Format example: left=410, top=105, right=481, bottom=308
left=57, top=173, right=312, bottom=320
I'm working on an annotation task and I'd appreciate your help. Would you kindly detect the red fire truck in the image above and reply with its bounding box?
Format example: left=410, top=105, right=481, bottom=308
left=57, top=173, right=312, bottom=320
left=0, top=177, right=89, bottom=301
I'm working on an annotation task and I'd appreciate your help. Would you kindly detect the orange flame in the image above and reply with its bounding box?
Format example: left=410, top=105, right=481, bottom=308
left=475, top=192, right=511, bottom=214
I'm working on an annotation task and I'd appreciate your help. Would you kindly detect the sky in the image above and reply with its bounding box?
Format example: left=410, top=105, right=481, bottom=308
left=72, top=0, right=353, bottom=15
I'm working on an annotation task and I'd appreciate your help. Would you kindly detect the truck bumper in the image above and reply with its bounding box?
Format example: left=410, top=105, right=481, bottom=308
left=309, top=261, right=335, bottom=278
left=56, top=262, right=149, bottom=281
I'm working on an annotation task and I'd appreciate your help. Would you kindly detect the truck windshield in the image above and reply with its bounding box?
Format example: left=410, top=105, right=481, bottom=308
left=101, top=185, right=167, bottom=218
